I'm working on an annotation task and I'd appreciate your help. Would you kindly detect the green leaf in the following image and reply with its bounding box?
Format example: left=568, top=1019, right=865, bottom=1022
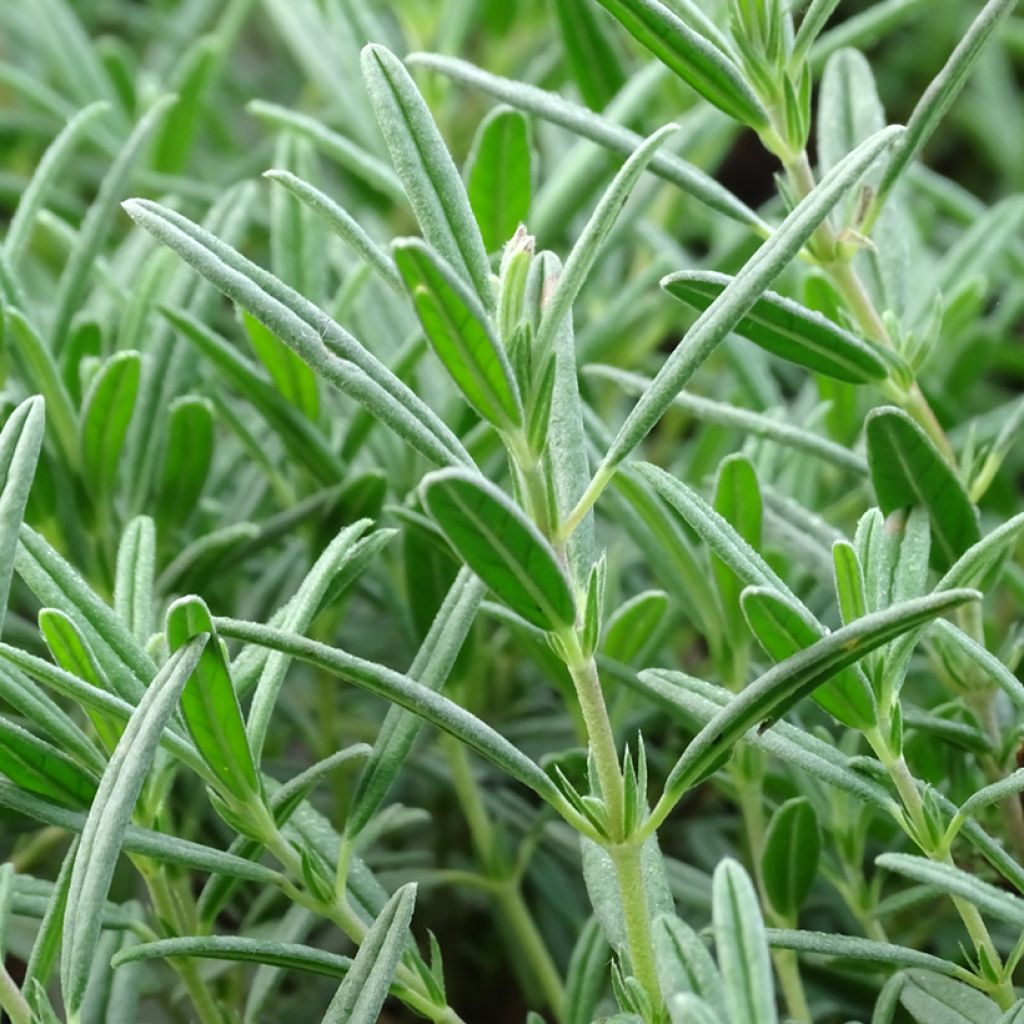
left=565, top=917, right=610, bottom=1024
left=362, top=44, right=493, bottom=309
left=833, top=539, right=868, bottom=625
left=873, top=0, right=1020, bottom=215
left=151, top=33, right=219, bottom=174
left=588, top=365, right=867, bottom=474
left=166, top=596, right=259, bottom=799
left=876, top=853, right=1024, bottom=928
left=322, top=884, right=417, bottom=1024
left=712, top=454, right=762, bottom=638
left=551, top=0, right=627, bottom=109
left=0, top=397, right=45, bottom=634
left=241, top=309, right=319, bottom=421
left=592, top=0, right=769, bottom=128
left=23, top=838, right=79, bottom=996
left=50, top=94, right=175, bottom=353
left=393, top=239, right=523, bottom=429
left=653, top=914, right=726, bottom=1015
left=2, top=309, right=80, bottom=471
left=601, top=125, right=903, bottom=472
left=651, top=588, right=978, bottom=819
left=816, top=48, right=886, bottom=178
left=111, top=936, right=351, bottom=979
left=712, top=859, right=777, bottom=1024
left=899, top=971, right=1002, bottom=1024
left=2, top=100, right=110, bottom=268
left=604, top=590, right=668, bottom=663
left=263, top=169, right=402, bottom=291
left=160, top=306, right=340, bottom=485
left=792, top=0, right=844, bottom=65
left=247, top=101, right=404, bottom=203
left=466, top=107, right=533, bottom=253
left=0, top=778, right=281, bottom=882
left=346, top=569, right=484, bottom=839
left=213, top=616, right=567, bottom=812
left=662, top=271, right=889, bottom=383
left=761, top=797, right=820, bottom=920
left=741, top=586, right=877, bottom=729
left=534, top=124, right=677, bottom=358
left=157, top=396, right=214, bottom=528
left=765, top=930, right=973, bottom=981
left=406, top=53, right=763, bottom=229
left=113, top=517, right=154, bottom=645
left=80, top=351, right=140, bottom=500
left=866, top=407, right=980, bottom=570
left=0, top=718, right=97, bottom=807
left=124, top=199, right=471, bottom=469
left=420, top=469, right=576, bottom=631
left=60, top=637, right=207, bottom=1019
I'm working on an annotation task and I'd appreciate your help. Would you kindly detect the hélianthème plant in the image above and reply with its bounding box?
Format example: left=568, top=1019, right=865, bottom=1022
left=2, top=0, right=1024, bottom=1021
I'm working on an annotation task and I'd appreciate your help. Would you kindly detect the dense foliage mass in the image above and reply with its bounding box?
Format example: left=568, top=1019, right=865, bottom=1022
left=2, top=0, right=1024, bottom=1021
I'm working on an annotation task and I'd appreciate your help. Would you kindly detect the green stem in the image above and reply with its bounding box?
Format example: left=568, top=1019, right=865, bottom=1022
left=444, top=736, right=567, bottom=1020
left=783, top=152, right=957, bottom=466
left=608, top=841, right=663, bottom=1013
left=0, top=960, right=33, bottom=1024
left=253, top=810, right=468, bottom=1024
left=564, top=639, right=624, bottom=839
left=142, top=862, right=226, bottom=1024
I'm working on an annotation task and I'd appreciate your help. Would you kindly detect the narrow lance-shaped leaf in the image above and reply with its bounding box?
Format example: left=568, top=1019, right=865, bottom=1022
left=213, top=616, right=568, bottom=811
left=322, top=884, right=417, bottom=1024
left=592, top=0, right=769, bottom=128
left=80, top=351, right=140, bottom=500
left=420, top=469, right=576, bottom=632
left=111, top=936, right=352, bottom=980
left=534, top=124, right=677, bottom=357
left=866, top=406, right=980, bottom=570
left=742, top=586, right=877, bottom=729
left=761, top=797, right=820, bottom=921
left=406, top=53, right=764, bottom=229
left=263, top=169, right=402, bottom=291
left=649, top=587, right=978, bottom=824
left=898, top=971, right=1003, bottom=1024
left=50, top=94, right=176, bottom=353
left=61, top=637, right=207, bottom=1021
left=241, top=309, right=319, bottom=421
left=872, top=0, right=1020, bottom=217
left=662, top=270, right=890, bottom=383
left=0, top=719, right=97, bottom=808
left=713, top=860, right=777, bottom=1024
left=167, top=596, right=259, bottom=799
left=113, top=516, right=154, bottom=644
left=0, top=396, right=45, bottom=634
left=466, top=107, right=533, bottom=253
left=603, top=590, right=668, bottom=663
left=157, top=396, right=214, bottom=528
left=123, top=199, right=472, bottom=469
left=362, top=44, right=493, bottom=309
left=3, top=100, right=110, bottom=268
left=551, top=0, right=627, bottom=109
left=393, top=239, right=523, bottom=430
left=598, top=126, right=903, bottom=476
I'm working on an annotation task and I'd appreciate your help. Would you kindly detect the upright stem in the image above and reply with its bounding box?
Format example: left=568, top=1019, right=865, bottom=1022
left=564, top=640, right=624, bottom=839
left=608, top=841, right=663, bottom=1009
left=141, top=861, right=226, bottom=1024
left=784, top=152, right=957, bottom=465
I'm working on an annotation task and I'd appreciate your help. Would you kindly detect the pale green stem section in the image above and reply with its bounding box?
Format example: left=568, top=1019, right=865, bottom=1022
left=784, top=152, right=956, bottom=465
left=444, top=736, right=567, bottom=1020
left=140, top=860, right=227, bottom=1024
left=0, top=960, right=32, bottom=1024
left=608, top=840, right=663, bottom=1010
left=871, top=732, right=1016, bottom=1008
left=247, top=804, right=468, bottom=1024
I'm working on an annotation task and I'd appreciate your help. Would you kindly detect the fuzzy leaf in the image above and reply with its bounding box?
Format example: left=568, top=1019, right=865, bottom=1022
left=394, top=239, right=522, bottom=429
left=761, top=797, right=820, bottom=920
left=420, top=469, right=576, bottom=631
left=466, top=107, right=533, bottom=253
left=80, top=351, right=140, bottom=500
left=662, top=270, right=889, bottom=383
left=866, top=407, right=980, bottom=570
